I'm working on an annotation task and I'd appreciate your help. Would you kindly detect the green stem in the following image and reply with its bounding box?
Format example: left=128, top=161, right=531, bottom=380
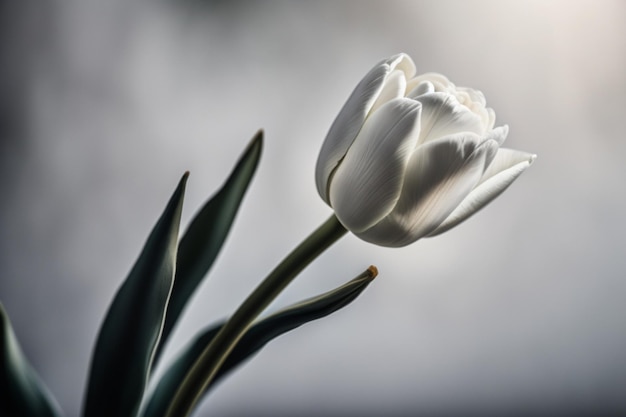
left=165, top=214, right=347, bottom=417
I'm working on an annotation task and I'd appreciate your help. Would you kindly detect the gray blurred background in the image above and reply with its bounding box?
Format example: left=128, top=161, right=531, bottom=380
left=1, top=1, right=625, bottom=416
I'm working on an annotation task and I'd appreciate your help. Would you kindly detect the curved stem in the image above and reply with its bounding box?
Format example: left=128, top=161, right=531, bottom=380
left=165, top=215, right=347, bottom=417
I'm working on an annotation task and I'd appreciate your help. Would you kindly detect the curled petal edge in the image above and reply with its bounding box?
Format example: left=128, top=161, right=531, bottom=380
left=316, top=54, right=416, bottom=203
left=427, top=149, right=536, bottom=237
left=355, top=133, right=498, bottom=247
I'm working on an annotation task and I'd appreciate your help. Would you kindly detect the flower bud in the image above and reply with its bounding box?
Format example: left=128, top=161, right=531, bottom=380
left=316, top=53, right=535, bottom=247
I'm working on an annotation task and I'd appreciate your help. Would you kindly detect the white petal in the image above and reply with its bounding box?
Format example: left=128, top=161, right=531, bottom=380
left=388, top=53, right=416, bottom=79
left=486, top=125, right=508, bottom=146
left=329, top=98, right=421, bottom=233
left=480, top=126, right=509, bottom=170
left=369, top=70, right=407, bottom=114
left=471, top=105, right=491, bottom=133
left=456, top=86, right=486, bottom=107
left=406, top=81, right=435, bottom=98
left=416, top=92, right=485, bottom=146
left=407, top=72, right=453, bottom=93
left=428, top=148, right=536, bottom=236
left=478, top=147, right=535, bottom=186
left=455, top=90, right=472, bottom=106
left=316, top=54, right=415, bottom=203
left=486, top=107, right=496, bottom=130
left=357, top=133, right=498, bottom=247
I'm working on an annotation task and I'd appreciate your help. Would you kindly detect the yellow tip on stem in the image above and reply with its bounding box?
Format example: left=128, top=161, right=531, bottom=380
left=367, top=265, right=378, bottom=278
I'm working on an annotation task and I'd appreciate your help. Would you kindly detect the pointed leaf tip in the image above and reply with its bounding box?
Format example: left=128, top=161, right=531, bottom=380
left=247, top=130, right=264, bottom=159
left=0, top=304, right=63, bottom=417
left=83, top=175, right=186, bottom=417
left=154, top=132, right=263, bottom=364
left=141, top=267, right=377, bottom=417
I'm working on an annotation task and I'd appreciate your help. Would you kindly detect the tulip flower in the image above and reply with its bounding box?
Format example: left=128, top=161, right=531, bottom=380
left=316, top=53, right=536, bottom=247
left=2, top=52, right=539, bottom=417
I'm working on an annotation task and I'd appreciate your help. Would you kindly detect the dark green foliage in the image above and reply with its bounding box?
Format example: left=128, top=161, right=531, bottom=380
left=83, top=173, right=188, bottom=417
left=155, top=132, right=263, bottom=363
left=142, top=268, right=377, bottom=417
left=0, top=303, right=63, bottom=417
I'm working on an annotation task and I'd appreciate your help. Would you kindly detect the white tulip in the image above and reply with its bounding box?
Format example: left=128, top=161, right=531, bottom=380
left=316, top=53, right=536, bottom=247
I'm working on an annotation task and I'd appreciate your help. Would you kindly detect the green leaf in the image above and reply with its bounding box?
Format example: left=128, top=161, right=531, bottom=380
left=154, top=131, right=263, bottom=362
left=0, top=303, right=64, bottom=417
left=83, top=173, right=188, bottom=417
left=141, top=266, right=378, bottom=417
